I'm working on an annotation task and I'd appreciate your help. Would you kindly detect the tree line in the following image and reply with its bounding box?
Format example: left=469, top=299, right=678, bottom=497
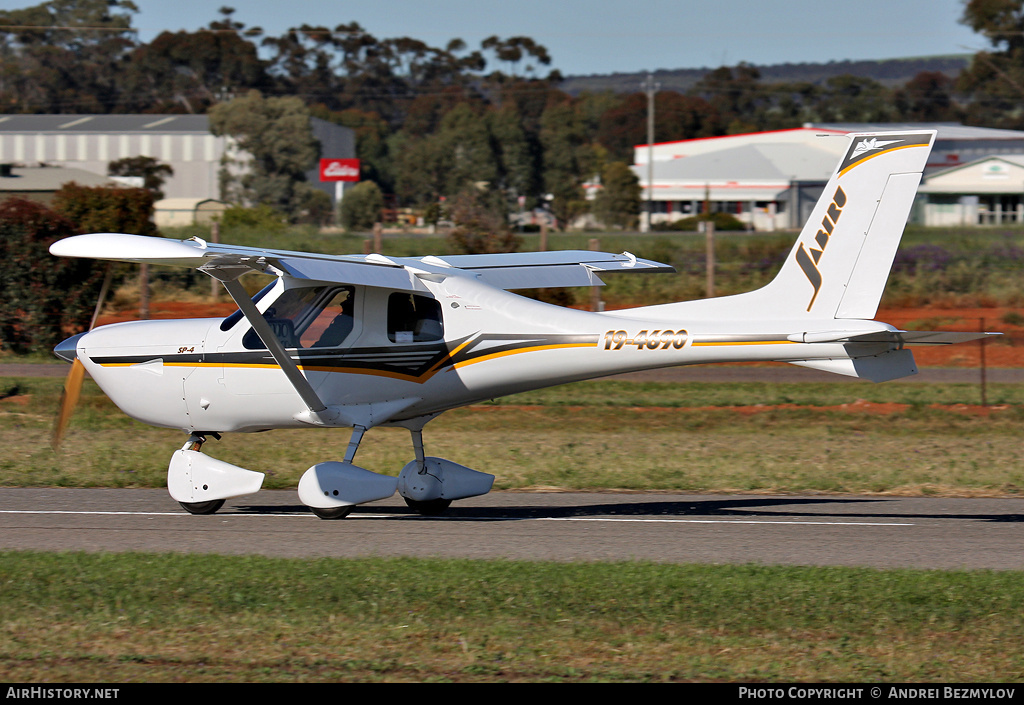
left=0, top=1, right=1021, bottom=228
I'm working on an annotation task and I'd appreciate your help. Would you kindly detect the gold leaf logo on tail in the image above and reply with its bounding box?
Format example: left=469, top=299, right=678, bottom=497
left=850, top=137, right=903, bottom=160
left=796, top=186, right=846, bottom=311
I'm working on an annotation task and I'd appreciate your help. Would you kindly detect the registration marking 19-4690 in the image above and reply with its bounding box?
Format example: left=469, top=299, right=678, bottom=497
left=603, top=329, right=687, bottom=351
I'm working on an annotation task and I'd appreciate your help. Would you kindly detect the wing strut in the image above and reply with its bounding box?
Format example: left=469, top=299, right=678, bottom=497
left=217, top=276, right=327, bottom=415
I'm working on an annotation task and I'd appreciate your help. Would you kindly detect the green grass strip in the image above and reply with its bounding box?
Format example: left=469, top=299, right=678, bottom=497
left=0, top=551, right=1021, bottom=682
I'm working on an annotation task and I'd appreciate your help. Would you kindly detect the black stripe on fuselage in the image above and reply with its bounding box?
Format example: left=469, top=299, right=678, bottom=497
left=89, top=333, right=601, bottom=381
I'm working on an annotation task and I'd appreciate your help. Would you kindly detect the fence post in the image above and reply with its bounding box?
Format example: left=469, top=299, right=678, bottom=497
left=980, top=317, right=987, bottom=407
left=705, top=220, right=715, bottom=298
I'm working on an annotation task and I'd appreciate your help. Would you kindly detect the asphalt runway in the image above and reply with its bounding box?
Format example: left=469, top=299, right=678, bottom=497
left=1, top=488, right=1022, bottom=570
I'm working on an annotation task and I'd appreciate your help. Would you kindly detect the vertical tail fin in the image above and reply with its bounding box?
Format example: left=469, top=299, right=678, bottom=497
left=766, top=130, right=935, bottom=319
left=613, top=130, right=936, bottom=324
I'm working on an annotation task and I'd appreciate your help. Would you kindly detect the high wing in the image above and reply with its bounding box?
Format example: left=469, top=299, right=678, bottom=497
left=48, top=232, right=673, bottom=291
left=49, top=232, right=676, bottom=427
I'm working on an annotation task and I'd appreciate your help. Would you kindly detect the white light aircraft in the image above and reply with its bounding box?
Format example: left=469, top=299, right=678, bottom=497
left=49, top=131, right=994, bottom=518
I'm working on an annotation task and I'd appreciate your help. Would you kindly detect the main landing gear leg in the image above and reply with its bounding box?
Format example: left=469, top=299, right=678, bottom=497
left=402, top=429, right=452, bottom=516
left=307, top=425, right=367, bottom=520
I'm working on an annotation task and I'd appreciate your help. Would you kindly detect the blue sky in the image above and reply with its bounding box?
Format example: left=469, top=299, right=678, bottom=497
left=0, top=0, right=986, bottom=76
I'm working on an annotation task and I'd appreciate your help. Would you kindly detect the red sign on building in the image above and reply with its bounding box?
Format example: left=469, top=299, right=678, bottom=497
left=319, top=158, right=360, bottom=182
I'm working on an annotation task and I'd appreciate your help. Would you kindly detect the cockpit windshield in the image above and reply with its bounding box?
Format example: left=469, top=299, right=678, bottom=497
left=219, top=281, right=276, bottom=332
left=242, top=286, right=355, bottom=350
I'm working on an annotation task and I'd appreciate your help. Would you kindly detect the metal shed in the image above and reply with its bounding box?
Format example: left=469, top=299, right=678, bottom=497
left=154, top=198, right=229, bottom=228
left=0, top=114, right=355, bottom=207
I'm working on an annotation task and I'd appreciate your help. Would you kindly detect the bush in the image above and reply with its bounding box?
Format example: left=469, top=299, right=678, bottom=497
left=339, top=181, right=384, bottom=232
left=52, top=183, right=157, bottom=236
left=422, top=201, right=449, bottom=226
left=220, top=204, right=287, bottom=233
left=892, top=243, right=951, bottom=274
left=593, top=162, right=641, bottom=229
left=447, top=188, right=520, bottom=254
left=0, top=198, right=108, bottom=354
left=294, top=185, right=335, bottom=227
left=654, top=212, right=747, bottom=232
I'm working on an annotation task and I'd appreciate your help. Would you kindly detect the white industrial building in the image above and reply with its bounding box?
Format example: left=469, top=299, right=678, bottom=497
left=0, top=114, right=354, bottom=207
left=918, top=156, right=1024, bottom=226
left=633, top=123, right=1024, bottom=230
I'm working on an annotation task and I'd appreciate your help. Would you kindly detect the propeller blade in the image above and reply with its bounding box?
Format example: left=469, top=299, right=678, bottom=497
left=52, top=358, right=86, bottom=451
left=52, top=263, right=113, bottom=451
left=88, top=263, right=114, bottom=331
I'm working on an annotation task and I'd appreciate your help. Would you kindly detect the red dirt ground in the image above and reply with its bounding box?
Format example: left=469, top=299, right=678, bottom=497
left=95, top=302, right=1024, bottom=368
left=468, top=400, right=1013, bottom=416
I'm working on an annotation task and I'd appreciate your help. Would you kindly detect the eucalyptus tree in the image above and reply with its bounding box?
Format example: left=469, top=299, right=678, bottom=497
left=209, top=90, right=320, bottom=219
left=0, top=0, right=138, bottom=112
left=958, top=0, right=1024, bottom=128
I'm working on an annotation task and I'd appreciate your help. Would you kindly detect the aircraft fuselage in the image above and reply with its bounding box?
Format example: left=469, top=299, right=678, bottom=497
left=73, top=274, right=899, bottom=434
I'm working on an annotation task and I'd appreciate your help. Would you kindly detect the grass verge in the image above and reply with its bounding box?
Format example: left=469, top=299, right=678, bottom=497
left=1, top=551, right=1022, bottom=682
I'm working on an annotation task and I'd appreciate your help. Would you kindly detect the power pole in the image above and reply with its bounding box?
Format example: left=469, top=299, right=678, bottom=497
left=705, top=219, right=716, bottom=298
left=210, top=220, right=220, bottom=301
left=589, top=238, right=602, bottom=311
left=641, top=73, right=659, bottom=233
left=139, top=264, right=149, bottom=320
left=705, top=182, right=715, bottom=298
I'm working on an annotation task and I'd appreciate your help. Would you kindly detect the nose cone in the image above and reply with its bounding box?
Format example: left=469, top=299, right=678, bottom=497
left=54, top=332, right=86, bottom=363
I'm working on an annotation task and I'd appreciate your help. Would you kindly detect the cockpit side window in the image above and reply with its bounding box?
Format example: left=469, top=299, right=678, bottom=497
left=242, top=286, right=355, bottom=350
left=387, top=293, right=443, bottom=343
left=302, top=288, right=355, bottom=348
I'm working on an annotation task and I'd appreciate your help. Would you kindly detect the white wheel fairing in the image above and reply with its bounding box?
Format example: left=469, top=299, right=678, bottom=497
left=297, top=462, right=398, bottom=508
left=397, top=457, right=494, bottom=502
left=167, top=449, right=265, bottom=503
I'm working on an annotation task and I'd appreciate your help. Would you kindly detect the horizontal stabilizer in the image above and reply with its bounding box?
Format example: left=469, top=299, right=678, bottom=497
left=881, top=330, right=999, bottom=345
left=788, top=330, right=999, bottom=345
left=788, top=349, right=918, bottom=382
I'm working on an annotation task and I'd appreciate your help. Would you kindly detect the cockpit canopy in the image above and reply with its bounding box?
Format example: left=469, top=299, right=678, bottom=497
left=224, top=283, right=445, bottom=351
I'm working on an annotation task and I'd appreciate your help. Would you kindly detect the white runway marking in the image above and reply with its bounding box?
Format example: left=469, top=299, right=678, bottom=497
left=536, top=517, right=914, bottom=526
left=0, top=509, right=914, bottom=526
left=1, top=510, right=190, bottom=516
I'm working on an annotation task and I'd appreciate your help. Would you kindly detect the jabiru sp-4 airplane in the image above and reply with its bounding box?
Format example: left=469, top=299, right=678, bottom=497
left=48, top=130, right=994, bottom=519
